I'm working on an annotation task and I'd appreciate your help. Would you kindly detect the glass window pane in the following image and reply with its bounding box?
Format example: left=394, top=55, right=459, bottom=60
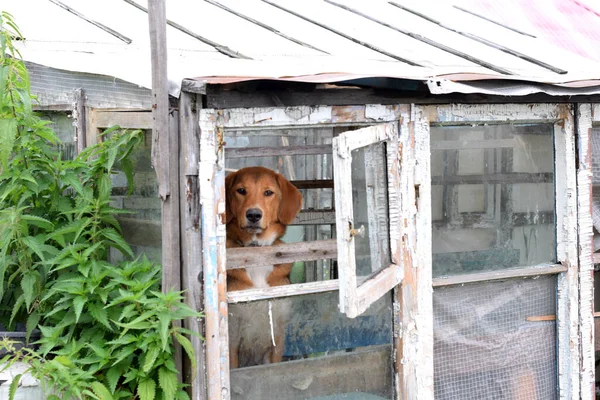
left=430, top=124, right=555, bottom=277
left=350, top=142, right=391, bottom=277
left=229, top=292, right=393, bottom=399
left=434, top=276, right=557, bottom=400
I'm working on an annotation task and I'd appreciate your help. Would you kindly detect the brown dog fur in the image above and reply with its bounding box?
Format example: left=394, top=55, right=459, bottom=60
left=225, top=166, right=302, bottom=368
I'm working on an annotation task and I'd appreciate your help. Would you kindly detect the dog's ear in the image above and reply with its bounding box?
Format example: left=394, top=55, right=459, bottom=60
left=276, top=173, right=303, bottom=225
left=225, top=171, right=238, bottom=224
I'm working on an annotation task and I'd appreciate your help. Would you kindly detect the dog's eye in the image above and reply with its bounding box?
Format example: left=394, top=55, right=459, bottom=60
left=236, top=188, right=246, bottom=195
left=264, top=190, right=274, bottom=196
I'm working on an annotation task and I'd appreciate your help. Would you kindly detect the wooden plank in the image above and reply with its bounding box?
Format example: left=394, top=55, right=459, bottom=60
left=226, top=239, right=337, bottom=269
left=290, top=179, right=333, bottom=189
left=199, top=110, right=230, bottom=400
left=227, top=280, right=339, bottom=303
left=94, top=110, right=154, bottom=130
left=73, top=88, right=86, bottom=154
left=432, top=264, right=567, bottom=287
left=181, top=78, right=206, bottom=94
left=399, top=105, right=434, bottom=399
left=553, top=105, right=580, bottom=400
left=204, top=86, right=600, bottom=110
left=229, top=345, right=392, bottom=400
left=355, top=265, right=403, bottom=316
left=219, top=105, right=404, bottom=129
left=293, top=209, right=335, bottom=226
left=576, top=103, right=595, bottom=400
left=225, top=144, right=331, bottom=158
left=431, top=172, right=553, bottom=185
left=179, top=92, right=206, bottom=400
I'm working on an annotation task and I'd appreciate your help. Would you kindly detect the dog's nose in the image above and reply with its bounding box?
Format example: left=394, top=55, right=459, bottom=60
left=246, top=208, right=262, bottom=223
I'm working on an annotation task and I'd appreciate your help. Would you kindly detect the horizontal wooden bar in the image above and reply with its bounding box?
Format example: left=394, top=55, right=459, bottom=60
left=94, top=110, right=153, bottom=129
left=294, top=209, right=336, bottom=225
left=431, top=172, right=553, bottom=185
left=227, top=239, right=337, bottom=269
left=432, top=263, right=567, bottom=287
left=291, top=179, right=334, bottom=189
left=227, top=279, right=339, bottom=303
left=225, top=144, right=331, bottom=158
left=229, top=344, right=392, bottom=399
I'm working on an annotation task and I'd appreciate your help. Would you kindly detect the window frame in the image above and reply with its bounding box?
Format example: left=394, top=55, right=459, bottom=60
left=332, top=122, right=404, bottom=318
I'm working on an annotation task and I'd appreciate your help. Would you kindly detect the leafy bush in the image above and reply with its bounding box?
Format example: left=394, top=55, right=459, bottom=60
left=0, top=11, right=200, bottom=399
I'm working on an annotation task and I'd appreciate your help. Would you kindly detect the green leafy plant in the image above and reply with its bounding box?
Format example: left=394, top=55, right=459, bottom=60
left=0, top=11, right=201, bottom=399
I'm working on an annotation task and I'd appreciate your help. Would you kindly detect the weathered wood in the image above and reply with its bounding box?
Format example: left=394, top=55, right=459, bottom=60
left=179, top=92, right=206, bottom=400
left=226, top=239, right=337, bottom=269
left=199, top=109, right=230, bottom=400
left=553, top=105, right=580, bottom=400
left=398, top=105, right=433, bottom=399
left=218, top=105, right=404, bottom=129
left=293, top=209, right=335, bottom=225
left=226, top=280, right=339, bottom=303
left=432, top=263, right=567, bottom=287
left=576, top=103, right=595, bottom=399
left=204, top=85, right=600, bottom=110
left=592, top=104, right=600, bottom=122
left=182, top=79, right=207, bottom=95
left=225, top=144, right=331, bottom=158
left=94, top=110, right=154, bottom=130
left=229, top=345, right=392, bottom=400
left=431, top=172, right=553, bottom=185
left=148, top=0, right=170, bottom=201
left=290, top=179, right=333, bottom=189
left=73, top=88, right=86, bottom=154
left=333, top=122, right=403, bottom=318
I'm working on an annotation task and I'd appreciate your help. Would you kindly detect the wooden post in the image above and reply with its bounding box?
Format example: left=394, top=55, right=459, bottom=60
left=148, top=0, right=182, bottom=382
left=576, top=103, right=595, bottom=400
left=73, top=88, right=86, bottom=154
left=179, top=90, right=206, bottom=399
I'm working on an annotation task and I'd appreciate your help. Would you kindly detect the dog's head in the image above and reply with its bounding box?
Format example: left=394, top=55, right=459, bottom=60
left=225, top=167, right=303, bottom=235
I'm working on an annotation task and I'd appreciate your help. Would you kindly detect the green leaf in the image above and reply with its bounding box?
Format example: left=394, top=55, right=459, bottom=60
left=9, top=373, right=21, bottom=400
left=158, top=311, right=170, bottom=351
left=106, top=366, right=122, bottom=394
left=73, top=295, right=86, bottom=323
left=142, top=345, right=161, bottom=373
left=21, top=214, right=53, bottom=231
left=137, top=378, right=156, bottom=400
left=158, top=367, right=177, bottom=400
left=174, top=333, right=196, bottom=381
left=25, top=310, right=40, bottom=342
left=176, top=390, right=191, bottom=400
left=0, top=118, right=17, bottom=170
left=101, top=228, right=133, bottom=258
left=88, top=302, right=111, bottom=330
left=21, top=235, right=47, bottom=261
left=21, top=273, right=36, bottom=309
left=91, top=381, right=114, bottom=400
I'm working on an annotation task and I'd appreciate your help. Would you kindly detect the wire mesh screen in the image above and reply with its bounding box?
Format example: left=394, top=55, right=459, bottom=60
left=434, top=276, right=557, bottom=400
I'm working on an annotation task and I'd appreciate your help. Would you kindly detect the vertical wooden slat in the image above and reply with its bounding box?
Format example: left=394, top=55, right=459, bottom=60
left=398, top=105, right=434, bottom=399
left=73, top=88, right=86, bottom=154
left=179, top=91, right=206, bottom=399
left=554, top=104, right=580, bottom=400
left=576, top=103, right=595, bottom=400
left=200, top=110, right=230, bottom=399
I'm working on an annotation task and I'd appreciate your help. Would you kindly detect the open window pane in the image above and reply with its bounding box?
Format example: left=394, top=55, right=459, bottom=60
left=351, top=141, right=391, bottom=277
left=334, top=122, right=403, bottom=318
left=431, top=123, right=555, bottom=277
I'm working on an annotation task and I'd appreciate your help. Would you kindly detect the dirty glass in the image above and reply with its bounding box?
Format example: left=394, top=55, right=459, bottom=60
left=430, top=123, right=555, bottom=277
left=228, top=292, right=393, bottom=399
left=40, top=111, right=77, bottom=160
left=109, top=129, right=162, bottom=263
left=350, top=141, right=391, bottom=278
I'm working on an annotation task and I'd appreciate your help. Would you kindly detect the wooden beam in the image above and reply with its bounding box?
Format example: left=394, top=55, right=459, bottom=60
left=182, top=79, right=207, bottom=94
left=225, top=144, right=331, bottom=158
left=229, top=345, right=392, bottom=399
left=226, top=239, right=337, bottom=269
left=179, top=92, right=206, bottom=400
left=227, top=280, right=339, bottom=303
left=432, top=264, right=567, bottom=287
left=73, top=88, right=86, bottom=154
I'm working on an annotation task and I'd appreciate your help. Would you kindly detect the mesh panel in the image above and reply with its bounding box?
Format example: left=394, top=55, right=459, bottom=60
left=434, top=276, right=557, bottom=400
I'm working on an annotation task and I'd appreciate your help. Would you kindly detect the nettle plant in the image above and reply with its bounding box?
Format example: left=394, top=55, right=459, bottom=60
left=0, top=11, right=199, bottom=400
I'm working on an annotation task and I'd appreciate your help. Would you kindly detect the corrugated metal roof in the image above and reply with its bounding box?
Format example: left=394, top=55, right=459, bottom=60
left=5, top=0, right=600, bottom=97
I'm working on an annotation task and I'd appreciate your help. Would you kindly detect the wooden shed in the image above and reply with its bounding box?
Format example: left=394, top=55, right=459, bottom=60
left=8, top=0, right=600, bottom=399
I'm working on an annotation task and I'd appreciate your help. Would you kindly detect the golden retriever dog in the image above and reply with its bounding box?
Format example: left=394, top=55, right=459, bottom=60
left=225, top=166, right=303, bottom=368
